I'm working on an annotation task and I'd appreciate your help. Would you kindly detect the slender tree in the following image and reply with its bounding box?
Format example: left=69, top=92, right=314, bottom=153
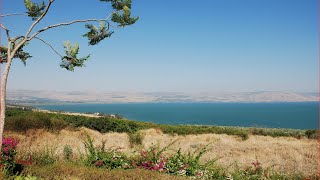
left=0, top=0, right=138, bottom=149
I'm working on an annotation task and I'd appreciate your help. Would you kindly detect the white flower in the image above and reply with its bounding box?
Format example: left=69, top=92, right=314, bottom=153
left=178, top=169, right=186, bottom=176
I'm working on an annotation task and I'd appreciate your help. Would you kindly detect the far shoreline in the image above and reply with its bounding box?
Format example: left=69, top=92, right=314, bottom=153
left=9, top=100, right=318, bottom=107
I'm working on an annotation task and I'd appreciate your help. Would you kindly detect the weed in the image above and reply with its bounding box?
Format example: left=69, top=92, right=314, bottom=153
left=128, top=131, right=144, bottom=147
left=63, top=145, right=73, bottom=161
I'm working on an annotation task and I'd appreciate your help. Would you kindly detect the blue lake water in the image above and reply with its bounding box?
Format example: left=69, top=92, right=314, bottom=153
left=37, top=102, right=318, bottom=129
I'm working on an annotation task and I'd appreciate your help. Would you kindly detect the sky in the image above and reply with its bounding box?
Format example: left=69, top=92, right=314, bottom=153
left=1, top=0, right=318, bottom=93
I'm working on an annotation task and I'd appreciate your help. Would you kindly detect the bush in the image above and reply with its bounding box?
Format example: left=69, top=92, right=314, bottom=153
left=128, top=131, right=144, bottom=147
left=63, top=145, right=73, bottom=161
left=249, top=127, right=306, bottom=139
left=305, top=130, right=318, bottom=139
left=28, top=147, right=57, bottom=166
left=50, top=118, right=68, bottom=131
left=160, top=125, right=250, bottom=140
left=5, top=114, right=49, bottom=132
left=131, top=141, right=222, bottom=178
left=1, top=136, right=19, bottom=176
left=5, top=112, right=67, bottom=132
left=132, top=143, right=174, bottom=170
left=82, top=134, right=130, bottom=169
left=230, top=158, right=307, bottom=180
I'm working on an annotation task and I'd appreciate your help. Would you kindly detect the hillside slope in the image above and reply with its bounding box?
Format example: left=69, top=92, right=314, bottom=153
left=8, top=127, right=317, bottom=177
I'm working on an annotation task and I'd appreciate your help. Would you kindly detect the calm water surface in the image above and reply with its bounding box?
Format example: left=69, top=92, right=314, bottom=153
left=37, top=102, right=318, bottom=129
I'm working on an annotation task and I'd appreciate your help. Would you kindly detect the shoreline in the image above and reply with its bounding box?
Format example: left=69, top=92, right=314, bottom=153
left=32, top=103, right=317, bottom=130
left=32, top=108, right=102, bottom=118
left=8, top=105, right=314, bottom=133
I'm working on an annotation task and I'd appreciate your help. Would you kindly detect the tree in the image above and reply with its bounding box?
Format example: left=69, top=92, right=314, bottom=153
left=0, top=0, right=138, bottom=150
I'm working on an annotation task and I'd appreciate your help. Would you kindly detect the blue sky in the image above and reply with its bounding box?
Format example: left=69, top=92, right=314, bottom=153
left=2, top=0, right=318, bottom=93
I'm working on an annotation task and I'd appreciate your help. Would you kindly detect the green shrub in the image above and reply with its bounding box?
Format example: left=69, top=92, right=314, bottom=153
left=128, top=131, right=144, bottom=147
left=159, top=125, right=250, bottom=140
left=28, top=147, right=57, bottom=166
left=305, top=129, right=318, bottom=139
left=131, top=141, right=223, bottom=178
left=230, top=159, right=306, bottom=180
left=50, top=118, right=68, bottom=131
left=82, top=134, right=130, bottom=169
left=165, top=146, right=219, bottom=177
left=5, top=111, right=67, bottom=132
left=5, top=114, right=49, bottom=132
left=249, top=127, right=305, bottom=139
left=63, top=145, right=73, bottom=161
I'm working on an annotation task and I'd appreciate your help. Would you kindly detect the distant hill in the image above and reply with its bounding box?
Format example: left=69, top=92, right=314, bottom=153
left=7, top=89, right=317, bottom=105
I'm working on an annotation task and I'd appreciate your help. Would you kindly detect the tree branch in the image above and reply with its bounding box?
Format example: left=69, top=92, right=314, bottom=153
left=28, top=10, right=122, bottom=41
left=106, top=10, right=120, bottom=21
left=34, top=37, right=63, bottom=58
left=24, top=0, right=54, bottom=39
left=0, top=13, right=27, bottom=17
left=12, top=36, right=24, bottom=44
left=0, top=24, right=10, bottom=40
left=4, top=0, right=56, bottom=66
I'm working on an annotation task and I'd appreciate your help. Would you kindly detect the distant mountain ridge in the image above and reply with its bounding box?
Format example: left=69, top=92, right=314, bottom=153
left=7, top=90, right=317, bottom=105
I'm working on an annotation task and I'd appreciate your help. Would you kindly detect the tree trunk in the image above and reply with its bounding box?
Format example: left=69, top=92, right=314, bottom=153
left=0, top=55, right=14, bottom=151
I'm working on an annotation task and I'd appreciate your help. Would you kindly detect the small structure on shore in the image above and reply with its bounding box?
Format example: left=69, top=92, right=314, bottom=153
left=94, top=112, right=101, bottom=116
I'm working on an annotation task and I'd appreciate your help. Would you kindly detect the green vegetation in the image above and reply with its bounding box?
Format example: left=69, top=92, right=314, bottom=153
left=5, top=108, right=317, bottom=140
left=13, top=164, right=187, bottom=180
left=1, top=134, right=317, bottom=180
left=63, top=145, right=73, bottom=161
left=128, top=131, right=144, bottom=147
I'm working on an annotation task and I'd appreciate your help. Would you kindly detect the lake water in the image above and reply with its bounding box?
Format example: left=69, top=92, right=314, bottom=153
left=37, top=102, right=318, bottom=129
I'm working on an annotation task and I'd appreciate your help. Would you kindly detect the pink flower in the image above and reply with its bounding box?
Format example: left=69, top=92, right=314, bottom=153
left=251, top=161, right=261, bottom=168
left=95, top=160, right=104, bottom=167
left=196, top=171, right=204, bottom=177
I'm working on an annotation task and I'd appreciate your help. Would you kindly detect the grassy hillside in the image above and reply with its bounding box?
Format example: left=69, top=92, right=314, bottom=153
left=1, top=107, right=318, bottom=179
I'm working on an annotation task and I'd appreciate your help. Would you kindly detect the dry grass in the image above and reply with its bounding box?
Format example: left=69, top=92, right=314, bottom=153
left=141, top=129, right=318, bottom=176
left=11, top=163, right=188, bottom=180
left=7, top=127, right=318, bottom=177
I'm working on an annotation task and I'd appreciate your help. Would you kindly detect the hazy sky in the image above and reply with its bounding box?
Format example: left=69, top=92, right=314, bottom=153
left=2, top=0, right=318, bottom=93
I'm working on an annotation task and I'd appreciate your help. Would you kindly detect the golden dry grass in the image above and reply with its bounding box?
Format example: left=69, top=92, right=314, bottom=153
left=7, top=127, right=318, bottom=176
left=22, top=163, right=188, bottom=180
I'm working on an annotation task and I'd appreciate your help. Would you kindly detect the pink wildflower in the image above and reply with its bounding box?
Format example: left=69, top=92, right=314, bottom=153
left=95, top=160, right=104, bottom=167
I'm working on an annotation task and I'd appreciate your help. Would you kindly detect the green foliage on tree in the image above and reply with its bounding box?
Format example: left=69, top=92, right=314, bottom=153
left=104, top=0, right=139, bottom=27
left=2, top=0, right=138, bottom=71
left=1, top=42, right=32, bottom=65
left=83, top=22, right=114, bottom=46
left=24, top=0, right=46, bottom=20
left=60, top=41, right=90, bottom=71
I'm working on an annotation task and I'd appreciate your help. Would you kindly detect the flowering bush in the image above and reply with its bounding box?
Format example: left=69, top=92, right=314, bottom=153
left=235, top=158, right=265, bottom=179
left=132, top=142, right=219, bottom=178
left=251, top=159, right=263, bottom=174
left=1, top=136, right=19, bottom=175
left=83, top=134, right=130, bottom=169
left=83, top=135, right=222, bottom=178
